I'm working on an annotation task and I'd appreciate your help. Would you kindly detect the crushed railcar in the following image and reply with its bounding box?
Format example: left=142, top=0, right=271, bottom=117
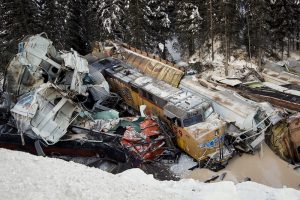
left=89, top=57, right=231, bottom=169
left=101, top=42, right=284, bottom=156
left=0, top=34, right=180, bottom=177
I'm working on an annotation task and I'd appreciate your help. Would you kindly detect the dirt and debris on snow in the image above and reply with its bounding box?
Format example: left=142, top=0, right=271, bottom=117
left=0, top=148, right=299, bottom=200
left=185, top=143, right=300, bottom=189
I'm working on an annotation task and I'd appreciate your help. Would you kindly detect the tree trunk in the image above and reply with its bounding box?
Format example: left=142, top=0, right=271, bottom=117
left=297, top=31, right=300, bottom=50
left=258, top=8, right=263, bottom=71
left=188, top=37, right=194, bottom=57
left=287, top=36, right=290, bottom=58
left=228, top=35, right=231, bottom=61
left=247, top=13, right=252, bottom=67
left=224, top=2, right=228, bottom=76
left=292, top=36, right=295, bottom=51
left=281, top=41, right=284, bottom=60
left=210, top=0, right=214, bottom=61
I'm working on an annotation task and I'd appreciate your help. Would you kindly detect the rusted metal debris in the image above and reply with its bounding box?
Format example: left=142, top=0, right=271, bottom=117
left=2, top=34, right=300, bottom=175
left=98, top=41, right=300, bottom=167
left=104, top=43, right=282, bottom=155
left=0, top=34, right=181, bottom=175
left=100, top=41, right=185, bottom=87
left=268, top=113, right=300, bottom=163
left=85, top=56, right=233, bottom=171
left=208, top=77, right=300, bottom=112
left=262, top=62, right=300, bottom=85
left=0, top=34, right=236, bottom=174
left=198, top=72, right=300, bottom=163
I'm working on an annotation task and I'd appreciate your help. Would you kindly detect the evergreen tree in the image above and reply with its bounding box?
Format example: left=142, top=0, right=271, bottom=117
left=1, top=0, right=300, bottom=70
left=0, top=0, right=26, bottom=69
left=65, top=0, right=91, bottom=55
left=174, top=1, right=203, bottom=57
left=88, top=0, right=129, bottom=42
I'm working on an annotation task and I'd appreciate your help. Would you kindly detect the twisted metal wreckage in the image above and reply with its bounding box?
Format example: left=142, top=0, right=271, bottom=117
left=99, top=41, right=300, bottom=164
left=0, top=33, right=299, bottom=178
left=0, top=33, right=179, bottom=176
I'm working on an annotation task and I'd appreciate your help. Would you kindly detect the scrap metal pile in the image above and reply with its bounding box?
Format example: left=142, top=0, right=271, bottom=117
left=0, top=34, right=179, bottom=177
left=102, top=41, right=300, bottom=166
left=1, top=34, right=300, bottom=179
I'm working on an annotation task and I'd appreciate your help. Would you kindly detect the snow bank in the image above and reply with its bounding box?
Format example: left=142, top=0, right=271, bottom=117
left=0, top=149, right=299, bottom=200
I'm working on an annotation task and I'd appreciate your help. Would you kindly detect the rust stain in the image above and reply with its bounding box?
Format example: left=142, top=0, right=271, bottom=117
left=213, top=96, right=221, bottom=101
left=290, top=81, right=300, bottom=85
left=279, top=77, right=288, bottom=81
left=212, top=95, right=233, bottom=106
left=269, top=73, right=279, bottom=77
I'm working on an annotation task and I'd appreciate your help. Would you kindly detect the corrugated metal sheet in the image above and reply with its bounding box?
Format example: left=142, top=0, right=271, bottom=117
left=119, top=49, right=184, bottom=87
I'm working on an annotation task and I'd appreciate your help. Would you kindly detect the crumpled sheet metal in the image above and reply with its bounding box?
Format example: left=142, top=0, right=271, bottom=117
left=72, top=115, right=167, bottom=161
left=19, top=33, right=56, bottom=72
left=6, top=33, right=113, bottom=145
left=269, top=113, right=300, bottom=163
left=11, top=84, right=78, bottom=144
left=5, top=34, right=62, bottom=98
left=5, top=57, right=44, bottom=98
left=121, top=117, right=165, bottom=160
left=180, top=78, right=261, bottom=131
left=112, top=45, right=184, bottom=87
left=60, top=51, right=89, bottom=96
left=10, top=92, right=39, bottom=134
left=30, top=86, right=77, bottom=144
left=87, top=62, right=110, bottom=101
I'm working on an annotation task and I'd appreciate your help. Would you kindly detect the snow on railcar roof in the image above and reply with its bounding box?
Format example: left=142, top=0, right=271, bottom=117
left=133, top=76, right=153, bottom=86
left=143, top=81, right=179, bottom=98
left=171, top=94, right=209, bottom=111
left=105, top=62, right=211, bottom=112
left=108, top=67, right=143, bottom=83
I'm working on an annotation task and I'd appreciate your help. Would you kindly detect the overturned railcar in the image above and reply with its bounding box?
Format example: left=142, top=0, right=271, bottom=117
left=91, top=57, right=226, bottom=163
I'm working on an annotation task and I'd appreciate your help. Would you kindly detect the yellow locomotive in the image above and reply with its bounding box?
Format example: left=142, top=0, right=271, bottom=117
left=92, top=57, right=226, bottom=163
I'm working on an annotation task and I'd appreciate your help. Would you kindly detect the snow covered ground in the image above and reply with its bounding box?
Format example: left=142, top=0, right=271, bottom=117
left=0, top=149, right=299, bottom=200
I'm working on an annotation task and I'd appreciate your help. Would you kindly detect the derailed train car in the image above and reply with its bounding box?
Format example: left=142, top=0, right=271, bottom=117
left=0, top=34, right=180, bottom=175
left=91, top=57, right=228, bottom=166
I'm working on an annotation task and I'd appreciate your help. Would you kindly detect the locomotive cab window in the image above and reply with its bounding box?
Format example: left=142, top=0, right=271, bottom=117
left=183, top=114, right=203, bottom=127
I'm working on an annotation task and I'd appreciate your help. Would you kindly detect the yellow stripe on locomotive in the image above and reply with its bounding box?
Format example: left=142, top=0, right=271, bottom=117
left=102, top=60, right=225, bottom=161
